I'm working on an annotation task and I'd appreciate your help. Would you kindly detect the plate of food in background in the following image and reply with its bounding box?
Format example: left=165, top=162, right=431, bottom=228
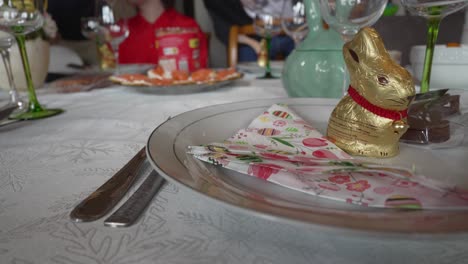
left=109, top=66, right=243, bottom=94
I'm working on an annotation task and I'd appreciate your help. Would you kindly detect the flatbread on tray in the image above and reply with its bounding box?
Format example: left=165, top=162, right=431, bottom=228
left=109, top=67, right=242, bottom=87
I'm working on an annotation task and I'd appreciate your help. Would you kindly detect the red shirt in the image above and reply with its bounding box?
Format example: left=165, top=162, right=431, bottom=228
left=119, top=8, right=208, bottom=67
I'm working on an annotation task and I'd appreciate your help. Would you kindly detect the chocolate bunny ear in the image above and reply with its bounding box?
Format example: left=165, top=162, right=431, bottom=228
left=344, top=27, right=390, bottom=65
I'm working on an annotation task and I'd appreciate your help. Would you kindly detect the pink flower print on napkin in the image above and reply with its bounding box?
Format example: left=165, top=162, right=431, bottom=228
left=346, top=180, right=372, bottom=192
left=329, top=175, right=351, bottom=184
left=189, top=104, right=468, bottom=210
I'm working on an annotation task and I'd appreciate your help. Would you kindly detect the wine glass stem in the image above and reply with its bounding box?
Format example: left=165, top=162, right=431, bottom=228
left=264, top=35, right=273, bottom=78
left=15, top=35, right=43, bottom=112
left=112, top=45, right=120, bottom=75
left=0, top=47, right=21, bottom=107
left=421, top=18, right=441, bottom=93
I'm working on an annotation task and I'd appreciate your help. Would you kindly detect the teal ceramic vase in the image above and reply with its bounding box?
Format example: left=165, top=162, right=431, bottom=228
left=282, top=0, right=345, bottom=98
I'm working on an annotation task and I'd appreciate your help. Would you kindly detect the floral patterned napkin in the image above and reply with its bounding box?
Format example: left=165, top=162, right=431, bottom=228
left=188, top=104, right=468, bottom=209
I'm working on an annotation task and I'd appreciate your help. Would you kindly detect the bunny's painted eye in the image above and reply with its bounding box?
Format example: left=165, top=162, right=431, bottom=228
left=378, top=75, right=389, bottom=86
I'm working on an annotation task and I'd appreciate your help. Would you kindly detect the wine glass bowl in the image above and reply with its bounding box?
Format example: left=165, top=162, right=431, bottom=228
left=402, top=0, right=468, bottom=18
left=253, top=13, right=282, bottom=37
left=94, top=0, right=129, bottom=74
left=319, top=0, right=388, bottom=41
left=0, top=0, right=63, bottom=120
left=401, top=0, right=468, bottom=93
left=281, top=0, right=308, bottom=44
left=0, top=4, right=43, bottom=35
left=100, top=20, right=129, bottom=52
left=80, top=17, right=100, bottom=39
left=319, top=0, right=388, bottom=96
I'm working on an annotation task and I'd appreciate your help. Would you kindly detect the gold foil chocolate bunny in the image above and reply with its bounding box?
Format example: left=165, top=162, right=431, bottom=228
left=327, top=27, right=415, bottom=158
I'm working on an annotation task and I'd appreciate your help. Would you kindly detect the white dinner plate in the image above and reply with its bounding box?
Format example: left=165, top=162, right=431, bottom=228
left=147, top=98, right=468, bottom=234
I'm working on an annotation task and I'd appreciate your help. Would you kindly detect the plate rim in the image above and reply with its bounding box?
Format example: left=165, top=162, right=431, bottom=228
left=146, top=97, right=468, bottom=236
left=123, top=74, right=244, bottom=94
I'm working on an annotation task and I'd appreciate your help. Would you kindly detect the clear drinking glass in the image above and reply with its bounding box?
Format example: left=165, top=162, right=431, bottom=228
left=95, top=0, right=129, bottom=74
left=81, top=17, right=100, bottom=39
left=401, top=0, right=468, bottom=93
left=319, top=0, right=388, bottom=94
left=0, top=0, right=63, bottom=120
left=281, top=0, right=308, bottom=45
left=319, top=0, right=388, bottom=42
left=0, top=36, right=25, bottom=111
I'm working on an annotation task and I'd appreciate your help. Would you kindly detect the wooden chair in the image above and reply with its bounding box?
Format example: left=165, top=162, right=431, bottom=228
left=227, top=24, right=259, bottom=67
left=228, top=22, right=290, bottom=67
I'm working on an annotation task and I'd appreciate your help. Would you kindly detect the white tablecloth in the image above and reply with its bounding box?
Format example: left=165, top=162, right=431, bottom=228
left=1, top=80, right=468, bottom=264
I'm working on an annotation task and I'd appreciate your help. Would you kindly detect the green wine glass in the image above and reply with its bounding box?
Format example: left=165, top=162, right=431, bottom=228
left=401, top=0, right=468, bottom=93
left=0, top=0, right=63, bottom=120
left=253, top=12, right=282, bottom=79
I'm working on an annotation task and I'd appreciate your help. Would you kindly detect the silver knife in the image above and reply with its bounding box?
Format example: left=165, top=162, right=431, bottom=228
left=0, top=118, right=21, bottom=128
left=70, top=147, right=147, bottom=222
left=104, top=169, right=166, bottom=227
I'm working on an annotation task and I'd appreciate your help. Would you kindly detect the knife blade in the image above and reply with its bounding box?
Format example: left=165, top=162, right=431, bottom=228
left=0, top=118, right=21, bottom=128
left=104, top=169, right=166, bottom=227
left=70, top=147, right=147, bottom=222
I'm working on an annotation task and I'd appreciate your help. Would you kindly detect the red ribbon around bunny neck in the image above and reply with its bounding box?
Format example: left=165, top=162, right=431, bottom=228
left=347, top=86, right=407, bottom=121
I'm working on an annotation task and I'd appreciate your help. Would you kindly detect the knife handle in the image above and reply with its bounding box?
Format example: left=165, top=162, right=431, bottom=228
left=70, top=147, right=146, bottom=222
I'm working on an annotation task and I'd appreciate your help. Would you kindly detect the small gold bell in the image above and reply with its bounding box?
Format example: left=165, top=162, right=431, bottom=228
left=393, top=120, right=408, bottom=135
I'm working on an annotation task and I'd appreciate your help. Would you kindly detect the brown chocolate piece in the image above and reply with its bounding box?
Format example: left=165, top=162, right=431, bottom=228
left=401, top=94, right=460, bottom=144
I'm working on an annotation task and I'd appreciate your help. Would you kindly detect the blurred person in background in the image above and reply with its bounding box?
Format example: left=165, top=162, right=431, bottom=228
left=203, top=0, right=294, bottom=63
left=119, top=0, right=208, bottom=67
left=48, top=0, right=94, bottom=41
left=48, top=0, right=98, bottom=65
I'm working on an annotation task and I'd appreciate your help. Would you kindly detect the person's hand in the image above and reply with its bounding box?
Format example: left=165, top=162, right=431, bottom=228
left=237, top=34, right=261, bottom=54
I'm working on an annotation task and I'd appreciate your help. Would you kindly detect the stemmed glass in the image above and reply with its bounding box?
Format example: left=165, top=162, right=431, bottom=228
left=319, top=0, right=388, bottom=94
left=281, top=0, right=308, bottom=46
left=0, top=0, right=63, bottom=120
left=0, top=36, right=25, bottom=111
left=401, top=0, right=468, bottom=93
left=81, top=17, right=100, bottom=40
left=95, top=0, right=129, bottom=74
left=253, top=12, right=283, bottom=79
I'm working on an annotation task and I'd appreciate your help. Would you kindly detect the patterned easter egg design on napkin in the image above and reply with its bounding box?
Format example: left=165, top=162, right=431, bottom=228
left=247, top=164, right=283, bottom=180
left=303, top=138, right=328, bottom=147
left=272, top=111, right=292, bottom=119
left=207, top=145, right=230, bottom=153
left=384, top=195, right=422, bottom=209
left=312, top=149, right=339, bottom=159
left=257, top=128, right=281, bottom=136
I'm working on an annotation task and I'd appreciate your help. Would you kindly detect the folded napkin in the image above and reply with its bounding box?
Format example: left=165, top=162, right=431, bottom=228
left=189, top=104, right=468, bottom=209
